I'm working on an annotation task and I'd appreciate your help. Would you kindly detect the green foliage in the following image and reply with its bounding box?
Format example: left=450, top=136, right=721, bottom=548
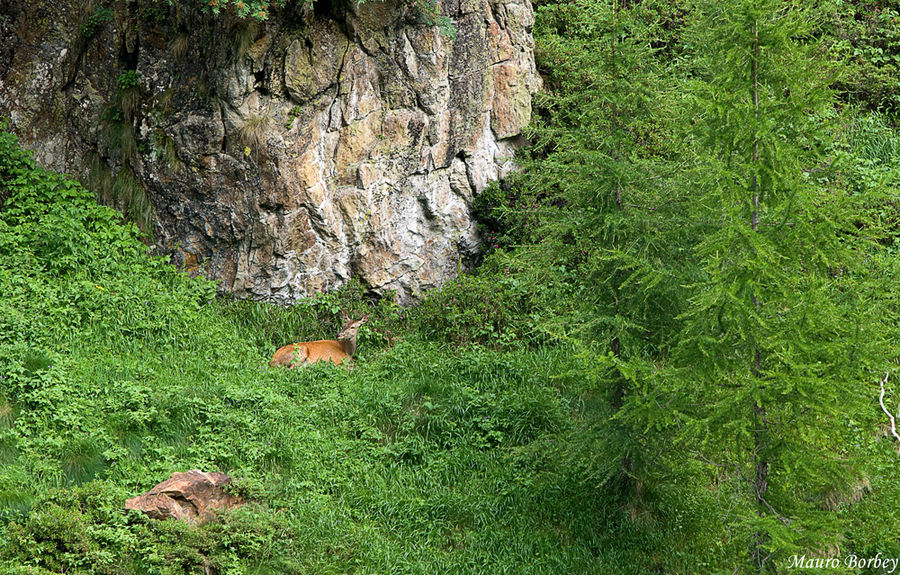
left=824, top=0, right=900, bottom=116
left=90, top=69, right=152, bottom=234
left=285, top=105, right=303, bottom=129
left=657, top=0, right=897, bottom=568
left=116, top=71, right=140, bottom=93
left=152, top=130, right=181, bottom=169
left=408, top=0, right=457, bottom=39
left=141, top=0, right=171, bottom=22
left=5, top=0, right=900, bottom=571
left=108, top=121, right=137, bottom=164
left=116, top=71, right=141, bottom=124
left=411, top=259, right=537, bottom=349
left=151, top=0, right=280, bottom=21
left=471, top=176, right=542, bottom=253
left=505, top=4, right=702, bottom=540
left=502, top=0, right=900, bottom=571
left=4, top=123, right=691, bottom=571
left=80, top=7, right=113, bottom=39
left=0, top=484, right=311, bottom=573
left=150, top=0, right=457, bottom=37
left=112, top=168, right=153, bottom=236
left=523, top=0, right=695, bottom=351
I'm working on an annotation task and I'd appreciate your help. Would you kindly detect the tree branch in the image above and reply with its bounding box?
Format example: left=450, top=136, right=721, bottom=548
left=757, top=494, right=790, bottom=525
left=879, top=372, right=900, bottom=442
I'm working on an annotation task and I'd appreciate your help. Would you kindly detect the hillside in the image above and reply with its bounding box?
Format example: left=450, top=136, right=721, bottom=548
left=3, top=0, right=900, bottom=573
left=1, top=124, right=701, bottom=572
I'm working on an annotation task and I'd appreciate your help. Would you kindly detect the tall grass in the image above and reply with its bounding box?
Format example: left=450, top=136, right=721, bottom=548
left=232, top=21, right=259, bottom=60
left=112, top=168, right=153, bottom=236
left=0, top=124, right=732, bottom=572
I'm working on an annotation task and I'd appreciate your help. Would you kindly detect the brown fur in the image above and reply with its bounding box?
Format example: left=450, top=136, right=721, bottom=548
left=270, top=315, right=368, bottom=368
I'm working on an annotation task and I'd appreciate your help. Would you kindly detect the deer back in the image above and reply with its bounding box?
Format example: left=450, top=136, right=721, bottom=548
left=269, top=340, right=352, bottom=368
left=270, top=314, right=369, bottom=368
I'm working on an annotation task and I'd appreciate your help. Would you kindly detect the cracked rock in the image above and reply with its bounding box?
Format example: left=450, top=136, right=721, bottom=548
left=125, top=470, right=242, bottom=524
left=0, top=0, right=541, bottom=303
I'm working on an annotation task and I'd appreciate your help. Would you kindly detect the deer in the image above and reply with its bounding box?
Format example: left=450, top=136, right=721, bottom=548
left=269, top=312, right=369, bottom=368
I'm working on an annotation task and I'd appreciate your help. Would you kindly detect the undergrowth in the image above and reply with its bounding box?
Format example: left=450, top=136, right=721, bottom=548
left=0, top=124, right=713, bottom=573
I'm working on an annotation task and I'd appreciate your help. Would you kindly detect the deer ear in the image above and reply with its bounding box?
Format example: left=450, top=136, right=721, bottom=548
left=342, top=310, right=349, bottom=320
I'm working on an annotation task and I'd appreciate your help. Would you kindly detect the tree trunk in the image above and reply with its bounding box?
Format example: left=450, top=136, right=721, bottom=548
left=749, top=15, right=770, bottom=573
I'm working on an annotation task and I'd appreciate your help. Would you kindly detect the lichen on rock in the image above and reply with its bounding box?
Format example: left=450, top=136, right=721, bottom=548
left=0, top=0, right=541, bottom=303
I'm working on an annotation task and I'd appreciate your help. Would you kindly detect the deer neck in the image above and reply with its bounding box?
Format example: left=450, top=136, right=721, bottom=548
left=338, top=334, right=357, bottom=356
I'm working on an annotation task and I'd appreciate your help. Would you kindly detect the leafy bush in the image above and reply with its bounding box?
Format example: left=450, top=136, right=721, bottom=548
left=825, top=1, right=900, bottom=117
left=411, top=259, right=537, bottom=349
left=115, top=71, right=140, bottom=93
left=80, top=8, right=113, bottom=39
left=471, top=175, right=543, bottom=255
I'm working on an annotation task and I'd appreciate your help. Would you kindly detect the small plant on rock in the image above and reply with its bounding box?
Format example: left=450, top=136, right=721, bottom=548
left=80, top=7, right=113, bottom=39
left=115, top=71, right=142, bottom=123
left=236, top=113, right=274, bottom=158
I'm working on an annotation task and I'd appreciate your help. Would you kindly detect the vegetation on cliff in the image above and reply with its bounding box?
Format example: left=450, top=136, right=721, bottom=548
left=2, top=0, right=900, bottom=573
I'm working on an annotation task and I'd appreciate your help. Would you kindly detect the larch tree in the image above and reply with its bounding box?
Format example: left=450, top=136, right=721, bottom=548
left=667, top=0, right=893, bottom=570
left=515, top=0, right=703, bottom=525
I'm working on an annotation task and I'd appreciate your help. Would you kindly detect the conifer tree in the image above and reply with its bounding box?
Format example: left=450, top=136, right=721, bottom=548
left=669, top=0, right=892, bottom=569
left=516, top=0, right=700, bottom=516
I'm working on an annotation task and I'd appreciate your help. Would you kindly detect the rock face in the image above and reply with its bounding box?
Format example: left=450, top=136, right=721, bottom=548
left=0, top=0, right=540, bottom=303
left=125, top=470, right=241, bottom=523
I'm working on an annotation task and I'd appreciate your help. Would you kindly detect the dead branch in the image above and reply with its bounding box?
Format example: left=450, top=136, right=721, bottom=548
left=879, top=372, right=900, bottom=442
left=758, top=494, right=790, bottom=525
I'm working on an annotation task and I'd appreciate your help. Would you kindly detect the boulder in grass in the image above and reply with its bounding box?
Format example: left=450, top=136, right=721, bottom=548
left=125, top=470, right=242, bottom=524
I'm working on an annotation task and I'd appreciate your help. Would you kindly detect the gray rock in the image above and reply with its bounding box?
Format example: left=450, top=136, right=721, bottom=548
left=0, top=0, right=541, bottom=303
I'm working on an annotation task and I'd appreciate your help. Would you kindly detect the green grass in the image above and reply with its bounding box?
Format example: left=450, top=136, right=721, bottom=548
left=3, top=102, right=897, bottom=571
left=0, top=124, right=714, bottom=573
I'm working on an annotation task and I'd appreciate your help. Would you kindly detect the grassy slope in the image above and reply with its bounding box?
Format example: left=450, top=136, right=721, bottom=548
left=0, top=128, right=716, bottom=573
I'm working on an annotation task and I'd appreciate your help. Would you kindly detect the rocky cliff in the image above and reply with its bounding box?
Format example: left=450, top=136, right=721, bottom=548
left=0, top=0, right=539, bottom=303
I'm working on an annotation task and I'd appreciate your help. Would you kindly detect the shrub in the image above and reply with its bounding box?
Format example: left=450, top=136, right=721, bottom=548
left=80, top=7, right=113, bottom=39
left=411, top=259, right=537, bottom=349
left=471, top=175, right=544, bottom=255
left=825, top=2, right=900, bottom=117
